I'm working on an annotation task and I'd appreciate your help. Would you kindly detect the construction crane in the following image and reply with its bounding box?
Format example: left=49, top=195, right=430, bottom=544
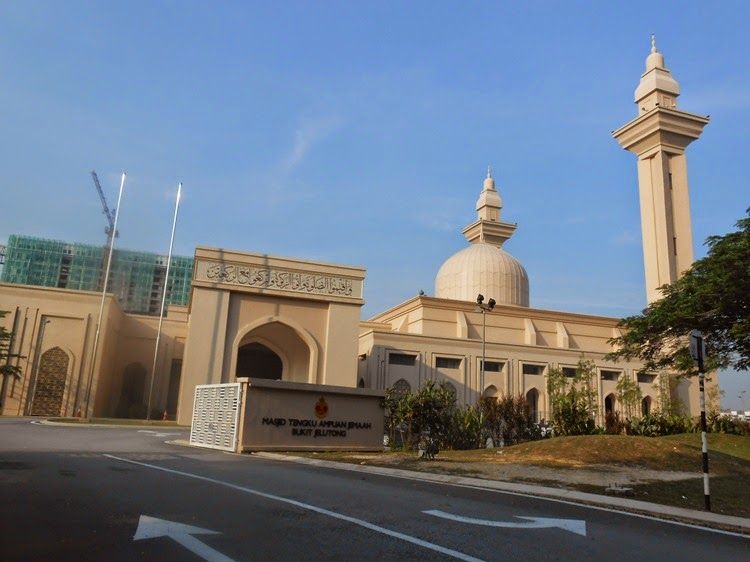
left=90, top=170, right=120, bottom=293
left=90, top=171, right=118, bottom=248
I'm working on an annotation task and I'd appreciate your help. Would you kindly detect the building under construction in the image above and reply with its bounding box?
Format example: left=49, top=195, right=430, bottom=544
left=0, top=235, right=193, bottom=315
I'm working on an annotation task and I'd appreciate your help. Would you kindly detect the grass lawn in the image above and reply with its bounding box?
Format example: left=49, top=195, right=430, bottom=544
left=291, top=433, right=750, bottom=518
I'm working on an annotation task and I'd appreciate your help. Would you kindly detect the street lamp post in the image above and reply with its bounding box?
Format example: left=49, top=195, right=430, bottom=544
left=476, top=294, right=496, bottom=397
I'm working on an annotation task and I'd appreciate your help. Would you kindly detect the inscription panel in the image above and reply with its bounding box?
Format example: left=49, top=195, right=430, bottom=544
left=194, top=259, right=363, bottom=300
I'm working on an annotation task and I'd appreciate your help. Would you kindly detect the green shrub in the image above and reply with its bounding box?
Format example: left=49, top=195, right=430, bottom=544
left=604, top=411, right=631, bottom=435
left=384, top=379, right=456, bottom=451
left=385, top=383, right=544, bottom=452
left=480, top=395, right=540, bottom=445
left=629, top=411, right=694, bottom=436
left=447, top=405, right=484, bottom=450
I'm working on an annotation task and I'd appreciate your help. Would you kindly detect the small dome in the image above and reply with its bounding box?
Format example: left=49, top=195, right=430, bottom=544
left=435, top=242, right=529, bottom=306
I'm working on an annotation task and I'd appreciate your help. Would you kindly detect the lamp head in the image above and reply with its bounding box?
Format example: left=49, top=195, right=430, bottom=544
left=476, top=294, right=484, bottom=304
left=488, top=298, right=496, bottom=310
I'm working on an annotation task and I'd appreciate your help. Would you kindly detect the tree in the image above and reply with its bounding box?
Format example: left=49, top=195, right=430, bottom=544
left=607, top=209, right=750, bottom=374
left=615, top=375, right=642, bottom=419
left=547, top=357, right=598, bottom=435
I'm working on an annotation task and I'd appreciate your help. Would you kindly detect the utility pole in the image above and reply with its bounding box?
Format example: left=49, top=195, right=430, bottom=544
left=690, top=329, right=711, bottom=511
left=475, top=294, right=496, bottom=397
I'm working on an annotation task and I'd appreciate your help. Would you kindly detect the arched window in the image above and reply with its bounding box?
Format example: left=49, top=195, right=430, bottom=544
left=392, top=378, right=411, bottom=397
left=526, top=388, right=539, bottom=422
left=641, top=396, right=652, bottom=417
left=483, top=385, right=499, bottom=399
left=30, top=347, right=69, bottom=416
left=605, top=393, right=616, bottom=416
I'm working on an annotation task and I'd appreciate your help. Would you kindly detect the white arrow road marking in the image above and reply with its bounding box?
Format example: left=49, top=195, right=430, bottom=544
left=133, top=515, right=236, bottom=562
left=424, top=509, right=587, bottom=537
left=137, top=430, right=181, bottom=438
left=105, top=454, right=485, bottom=562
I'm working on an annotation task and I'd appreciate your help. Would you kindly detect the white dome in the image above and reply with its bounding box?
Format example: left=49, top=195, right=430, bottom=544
left=435, top=242, right=529, bottom=306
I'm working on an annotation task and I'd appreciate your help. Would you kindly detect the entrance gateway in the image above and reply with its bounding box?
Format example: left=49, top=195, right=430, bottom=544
left=180, top=247, right=384, bottom=451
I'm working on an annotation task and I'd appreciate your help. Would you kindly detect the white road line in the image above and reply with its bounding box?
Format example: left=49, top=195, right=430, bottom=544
left=104, top=454, right=486, bottom=562
left=424, top=509, right=587, bottom=536
left=264, top=455, right=750, bottom=540
left=134, top=515, right=236, bottom=562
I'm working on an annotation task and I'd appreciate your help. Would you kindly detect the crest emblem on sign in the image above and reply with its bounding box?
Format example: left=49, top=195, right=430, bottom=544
left=314, top=396, right=329, bottom=419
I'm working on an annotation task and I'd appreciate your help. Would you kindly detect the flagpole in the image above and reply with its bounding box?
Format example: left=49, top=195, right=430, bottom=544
left=81, top=172, right=126, bottom=417
left=146, top=183, right=182, bottom=420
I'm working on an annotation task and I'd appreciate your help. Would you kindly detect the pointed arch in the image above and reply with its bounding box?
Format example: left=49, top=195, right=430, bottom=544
left=116, top=362, right=147, bottom=418
left=30, top=346, right=72, bottom=416
left=483, top=385, right=499, bottom=399
left=641, top=396, right=652, bottom=417
left=392, top=378, right=411, bottom=397
left=526, top=388, right=539, bottom=422
left=605, top=393, right=616, bottom=415
left=230, top=315, right=319, bottom=384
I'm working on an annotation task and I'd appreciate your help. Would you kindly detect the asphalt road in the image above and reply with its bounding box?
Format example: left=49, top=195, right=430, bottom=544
left=1, top=418, right=747, bottom=561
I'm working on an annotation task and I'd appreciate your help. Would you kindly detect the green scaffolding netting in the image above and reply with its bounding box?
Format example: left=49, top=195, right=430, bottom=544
left=1, top=235, right=193, bottom=315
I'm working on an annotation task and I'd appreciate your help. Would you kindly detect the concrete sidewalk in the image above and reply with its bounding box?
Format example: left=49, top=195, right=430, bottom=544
left=251, top=451, right=750, bottom=536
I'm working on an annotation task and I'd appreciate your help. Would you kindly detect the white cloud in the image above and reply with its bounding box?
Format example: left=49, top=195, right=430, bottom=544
left=279, top=115, right=344, bottom=177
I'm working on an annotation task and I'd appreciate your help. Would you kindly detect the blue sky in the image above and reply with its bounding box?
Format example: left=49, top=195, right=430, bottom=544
left=1, top=2, right=748, bottom=408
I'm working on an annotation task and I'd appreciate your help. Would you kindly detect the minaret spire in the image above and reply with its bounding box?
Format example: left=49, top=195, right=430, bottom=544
left=462, top=168, right=516, bottom=248
left=477, top=165, right=501, bottom=221
left=613, top=40, right=709, bottom=304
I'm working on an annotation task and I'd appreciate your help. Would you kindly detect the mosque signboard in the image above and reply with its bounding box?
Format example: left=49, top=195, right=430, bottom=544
left=237, top=378, right=384, bottom=452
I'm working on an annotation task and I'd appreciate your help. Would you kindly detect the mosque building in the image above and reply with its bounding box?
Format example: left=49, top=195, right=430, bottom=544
left=0, top=40, right=711, bottom=426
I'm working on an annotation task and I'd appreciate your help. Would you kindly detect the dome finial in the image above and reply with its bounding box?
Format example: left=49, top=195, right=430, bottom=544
left=487, top=165, right=492, bottom=180
left=651, top=33, right=657, bottom=54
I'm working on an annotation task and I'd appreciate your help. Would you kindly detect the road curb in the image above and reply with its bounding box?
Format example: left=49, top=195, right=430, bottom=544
left=35, top=419, right=187, bottom=430
left=252, top=451, right=750, bottom=535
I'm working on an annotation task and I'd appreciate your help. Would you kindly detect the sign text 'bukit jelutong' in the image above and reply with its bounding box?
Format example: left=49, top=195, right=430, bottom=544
left=261, top=417, right=373, bottom=438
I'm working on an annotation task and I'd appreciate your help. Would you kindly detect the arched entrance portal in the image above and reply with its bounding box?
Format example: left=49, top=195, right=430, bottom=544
left=237, top=342, right=283, bottom=380
left=116, top=363, right=147, bottom=418
left=233, top=320, right=315, bottom=383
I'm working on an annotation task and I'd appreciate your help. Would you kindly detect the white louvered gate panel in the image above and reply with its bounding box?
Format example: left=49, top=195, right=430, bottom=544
left=189, top=383, right=242, bottom=452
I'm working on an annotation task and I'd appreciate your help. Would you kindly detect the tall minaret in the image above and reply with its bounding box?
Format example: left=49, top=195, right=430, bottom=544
left=613, top=37, right=709, bottom=303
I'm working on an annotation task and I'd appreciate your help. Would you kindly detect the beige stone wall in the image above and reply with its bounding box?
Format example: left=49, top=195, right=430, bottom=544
left=107, top=311, right=187, bottom=418
left=0, top=283, right=188, bottom=419
left=0, top=284, right=118, bottom=417
left=358, top=296, right=700, bottom=421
